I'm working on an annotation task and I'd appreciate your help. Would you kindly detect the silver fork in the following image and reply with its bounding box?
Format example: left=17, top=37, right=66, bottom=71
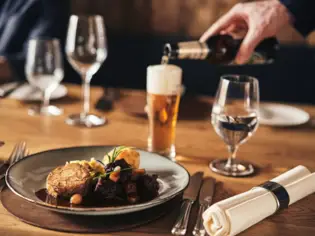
left=0, top=141, right=28, bottom=182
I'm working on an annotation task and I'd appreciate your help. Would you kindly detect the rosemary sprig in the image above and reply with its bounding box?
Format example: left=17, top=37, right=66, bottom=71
left=93, top=167, right=133, bottom=181
left=112, top=146, right=127, bottom=162
left=106, top=153, right=111, bottom=163
left=106, top=146, right=128, bottom=163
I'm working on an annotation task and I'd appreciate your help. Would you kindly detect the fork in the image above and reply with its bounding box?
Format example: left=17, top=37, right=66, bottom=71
left=0, top=141, right=28, bottom=183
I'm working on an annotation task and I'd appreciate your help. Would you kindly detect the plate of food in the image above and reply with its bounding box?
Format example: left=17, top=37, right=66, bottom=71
left=6, top=146, right=189, bottom=215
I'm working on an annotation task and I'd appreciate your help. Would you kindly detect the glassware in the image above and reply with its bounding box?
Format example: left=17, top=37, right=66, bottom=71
left=210, top=75, right=260, bottom=177
left=65, top=15, right=107, bottom=127
left=25, top=38, right=64, bottom=116
left=146, top=64, right=182, bottom=161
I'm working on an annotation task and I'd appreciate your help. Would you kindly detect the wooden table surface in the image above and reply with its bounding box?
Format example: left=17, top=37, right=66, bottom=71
left=0, top=84, right=315, bottom=236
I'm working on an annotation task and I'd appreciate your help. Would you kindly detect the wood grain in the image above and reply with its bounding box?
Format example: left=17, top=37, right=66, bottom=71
left=0, top=84, right=315, bottom=236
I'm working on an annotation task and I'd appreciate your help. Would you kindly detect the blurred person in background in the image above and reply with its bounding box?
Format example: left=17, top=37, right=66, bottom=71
left=0, top=0, right=71, bottom=83
left=200, top=0, right=315, bottom=64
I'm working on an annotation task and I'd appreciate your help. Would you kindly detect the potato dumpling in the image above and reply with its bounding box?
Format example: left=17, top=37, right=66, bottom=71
left=103, top=147, right=140, bottom=169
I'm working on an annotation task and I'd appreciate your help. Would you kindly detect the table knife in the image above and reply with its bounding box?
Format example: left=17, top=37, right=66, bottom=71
left=192, top=177, right=216, bottom=236
left=172, top=172, right=204, bottom=235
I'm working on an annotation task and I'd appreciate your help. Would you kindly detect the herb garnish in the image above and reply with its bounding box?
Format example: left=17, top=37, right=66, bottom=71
left=107, top=146, right=127, bottom=163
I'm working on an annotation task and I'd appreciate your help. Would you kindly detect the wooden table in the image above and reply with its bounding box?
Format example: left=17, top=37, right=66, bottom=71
left=0, top=84, right=315, bottom=236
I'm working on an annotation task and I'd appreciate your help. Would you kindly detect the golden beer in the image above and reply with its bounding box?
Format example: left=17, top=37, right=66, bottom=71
left=147, top=93, right=180, bottom=157
left=146, top=64, right=182, bottom=160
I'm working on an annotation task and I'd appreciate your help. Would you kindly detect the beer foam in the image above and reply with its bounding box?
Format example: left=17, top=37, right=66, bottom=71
left=147, top=65, right=182, bottom=95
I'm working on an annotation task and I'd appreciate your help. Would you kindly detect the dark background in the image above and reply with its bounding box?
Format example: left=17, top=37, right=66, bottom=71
left=88, top=34, right=315, bottom=105
left=63, top=0, right=315, bottom=104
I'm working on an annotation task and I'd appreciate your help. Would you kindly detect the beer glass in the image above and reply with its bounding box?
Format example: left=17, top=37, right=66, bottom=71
left=146, top=65, right=182, bottom=160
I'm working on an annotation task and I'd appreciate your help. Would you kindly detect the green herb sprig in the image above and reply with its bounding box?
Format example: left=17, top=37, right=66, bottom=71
left=106, top=146, right=127, bottom=163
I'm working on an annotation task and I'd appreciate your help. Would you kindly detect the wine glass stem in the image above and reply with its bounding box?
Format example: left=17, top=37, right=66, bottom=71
left=42, top=90, right=50, bottom=109
left=225, top=145, right=239, bottom=170
left=82, top=74, right=91, bottom=117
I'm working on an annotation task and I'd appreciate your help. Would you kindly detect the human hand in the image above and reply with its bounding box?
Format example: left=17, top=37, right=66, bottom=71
left=200, top=0, right=291, bottom=64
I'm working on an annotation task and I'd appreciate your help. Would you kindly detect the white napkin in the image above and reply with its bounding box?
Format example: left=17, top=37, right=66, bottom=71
left=203, top=165, right=315, bottom=236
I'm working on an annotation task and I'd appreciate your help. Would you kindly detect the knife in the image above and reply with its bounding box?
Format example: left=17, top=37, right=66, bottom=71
left=192, top=177, right=216, bottom=236
left=172, top=172, right=204, bottom=235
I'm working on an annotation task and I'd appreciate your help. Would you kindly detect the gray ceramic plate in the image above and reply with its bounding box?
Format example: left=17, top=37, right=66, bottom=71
left=6, top=146, right=189, bottom=215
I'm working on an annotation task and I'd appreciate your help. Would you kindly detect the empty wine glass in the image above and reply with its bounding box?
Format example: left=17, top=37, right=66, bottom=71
left=65, top=15, right=107, bottom=127
left=25, top=38, right=64, bottom=116
left=210, top=75, right=260, bottom=177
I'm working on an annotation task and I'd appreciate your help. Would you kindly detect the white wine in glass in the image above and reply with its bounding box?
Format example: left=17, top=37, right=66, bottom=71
left=210, top=75, right=260, bottom=177
left=65, top=15, right=107, bottom=127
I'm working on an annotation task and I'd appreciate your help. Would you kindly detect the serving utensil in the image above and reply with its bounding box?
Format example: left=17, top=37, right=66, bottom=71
left=171, top=172, right=204, bottom=235
left=192, top=177, right=216, bottom=236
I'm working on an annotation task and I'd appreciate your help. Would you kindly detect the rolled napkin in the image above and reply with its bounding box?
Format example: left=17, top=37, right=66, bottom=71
left=203, top=165, right=315, bottom=236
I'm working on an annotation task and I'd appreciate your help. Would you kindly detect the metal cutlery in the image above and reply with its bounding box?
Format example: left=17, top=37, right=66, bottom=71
left=192, top=177, right=216, bottom=236
left=0, top=141, right=28, bottom=188
left=172, top=172, right=204, bottom=235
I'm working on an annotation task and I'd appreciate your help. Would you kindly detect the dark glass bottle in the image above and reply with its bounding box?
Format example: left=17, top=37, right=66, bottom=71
left=163, top=35, right=279, bottom=65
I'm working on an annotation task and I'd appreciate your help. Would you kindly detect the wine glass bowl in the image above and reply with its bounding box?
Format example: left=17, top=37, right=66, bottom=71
left=65, top=15, right=108, bottom=127
left=25, top=38, right=64, bottom=116
left=210, top=75, right=260, bottom=177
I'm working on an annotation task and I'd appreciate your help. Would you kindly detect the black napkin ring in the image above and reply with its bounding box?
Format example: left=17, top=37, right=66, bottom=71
left=258, top=181, right=290, bottom=211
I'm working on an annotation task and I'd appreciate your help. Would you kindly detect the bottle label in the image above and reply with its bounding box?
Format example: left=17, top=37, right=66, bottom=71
left=177, top=41, right=209, bottom=60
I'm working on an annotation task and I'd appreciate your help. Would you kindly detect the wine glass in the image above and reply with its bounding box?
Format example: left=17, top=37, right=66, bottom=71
left=25, top=38, right=64, bottom=116
left=210, top=75, right=260, bottom=177
left=65, top=15, right=108, bottom=127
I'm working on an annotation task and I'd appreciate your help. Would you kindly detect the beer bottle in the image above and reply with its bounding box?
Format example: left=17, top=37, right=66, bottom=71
left=162, top=34, right=279, bottom=65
